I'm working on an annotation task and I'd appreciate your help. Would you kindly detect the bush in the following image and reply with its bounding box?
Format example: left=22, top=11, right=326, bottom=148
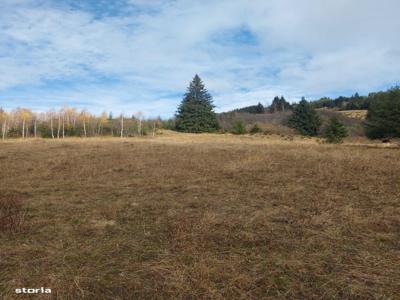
left=250, top=123, right=262, bottom=134
left=36, top=123, right=53, bottom=138
left=0, top=193, right=27, bottom=233
left=324, top=117, right=348, bottom=143
left=161, top=119, right=176, bottom=130
left=6, top=127, right=21, bottom=138
left=231, top=120, right=247, bottom=134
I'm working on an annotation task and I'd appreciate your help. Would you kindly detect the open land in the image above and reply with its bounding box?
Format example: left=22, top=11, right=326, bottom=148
left=1, top=132, right=400, bottom=299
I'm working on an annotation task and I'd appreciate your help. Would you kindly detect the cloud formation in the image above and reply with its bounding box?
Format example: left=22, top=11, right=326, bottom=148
left=0, top=0, right=399, bottom=116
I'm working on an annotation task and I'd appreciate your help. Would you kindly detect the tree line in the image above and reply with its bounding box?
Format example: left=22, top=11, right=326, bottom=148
left=311, top=92, right=372, bottom=110
left=230, top=97, right=292, bottom=114
left=175, top=75, right=400, bottom=142
left=0, top=107, right=162, bottom=140
left=1, top=75, right=399, bottom=142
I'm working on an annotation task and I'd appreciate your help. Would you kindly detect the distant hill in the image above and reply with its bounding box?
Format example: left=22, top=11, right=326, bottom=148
left=230, top=102, right=265, bottom=114
left=225, top=87, right=399, bottom=115
left=227, top=96, right=292, bottom=114
left=310, top=87, right=400, bottom=111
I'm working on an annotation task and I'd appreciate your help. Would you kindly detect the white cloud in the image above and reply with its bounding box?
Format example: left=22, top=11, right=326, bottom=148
left=0, top=0, right=399, bottom=116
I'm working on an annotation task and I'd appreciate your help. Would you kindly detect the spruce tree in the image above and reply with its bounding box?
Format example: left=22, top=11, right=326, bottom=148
left=324, top=117, right=348, bottom=143
left=255, top=102, right=265, bottom=114
left=269, top=96, right=291, bottom=113
left=288, top=98, right=321, bottom=136
left=232, top=120, right=246, bottom=135
left=365, top=87, right=400, bottom=139
left=175, top=75, right=219, bottom=133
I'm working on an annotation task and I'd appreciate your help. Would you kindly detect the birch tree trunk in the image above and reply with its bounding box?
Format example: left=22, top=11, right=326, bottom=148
left=83, top=119, right=87, bottom=137
left=2, top=120, right=6, bottom=141
left=62, top=115, right=65, bottom=139
left=22, top=119, right=25, bottom=139
left=57, top=114, right=61, bottom=139
left=34, top=119, right=37, bottom=138
left=120, top=116, right=124, bottom=138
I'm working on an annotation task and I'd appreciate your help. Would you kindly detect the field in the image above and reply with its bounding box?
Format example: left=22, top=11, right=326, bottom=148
left=1, top=132, right=400, bottom=299
left=338, top=110, right=368, bottom=120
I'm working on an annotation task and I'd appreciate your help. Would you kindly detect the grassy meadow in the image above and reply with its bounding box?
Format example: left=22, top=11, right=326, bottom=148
left=1, top=132, right=400, bottom=299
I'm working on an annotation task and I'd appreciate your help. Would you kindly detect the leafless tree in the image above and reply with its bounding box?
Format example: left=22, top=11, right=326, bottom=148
left=120, top=114, right=124, bottom=138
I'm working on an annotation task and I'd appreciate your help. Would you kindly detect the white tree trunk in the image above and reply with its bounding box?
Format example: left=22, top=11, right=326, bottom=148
left=83, top=119, right=87, bottom=137
left=62, top=115, right=65, bottom=139
left=34, top=119, right=37, bottom=138
left=120, top=116, right=124, bottom=138
left=57, top=115, right=60, bottom=139
left=2, top=120, right=6, bottom=141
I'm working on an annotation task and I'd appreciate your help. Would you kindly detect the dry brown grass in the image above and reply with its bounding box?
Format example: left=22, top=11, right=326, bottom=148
left=338, top=110, right=368, bottom=120
left=1, top=133, right=399, bottom=299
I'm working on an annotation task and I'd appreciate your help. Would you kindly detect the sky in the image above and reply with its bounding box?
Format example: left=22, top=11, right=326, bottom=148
left=0, top=0, right=399, bottom=117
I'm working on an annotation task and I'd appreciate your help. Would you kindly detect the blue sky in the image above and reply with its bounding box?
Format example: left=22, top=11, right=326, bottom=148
left=0, top=0, right=399, bottom=117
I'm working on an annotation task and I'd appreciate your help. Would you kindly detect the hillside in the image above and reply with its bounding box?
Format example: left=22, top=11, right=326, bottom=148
left=218, top=109, right=366, bottom=138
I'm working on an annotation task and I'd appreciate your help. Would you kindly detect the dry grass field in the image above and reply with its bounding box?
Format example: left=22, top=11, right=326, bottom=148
left=1, top=132, right=400, bottom=299
left=338, top=110, right=368, bottom=120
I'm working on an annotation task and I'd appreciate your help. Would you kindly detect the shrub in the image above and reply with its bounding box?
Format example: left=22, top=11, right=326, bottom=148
left=161, top=119, right=176, bottom=130
left=250, top=123, right=262, bottom=134
left=0, top=193, right=27, bottom=233
left=231, top=120, right=247, bottom=134
left=324, top=117, right=348, bottom=143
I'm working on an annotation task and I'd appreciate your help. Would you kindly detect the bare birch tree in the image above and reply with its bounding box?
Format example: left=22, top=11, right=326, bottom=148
left=57, top=112, right=61, bottom=139
left=135, top=112, right=143, bottom=136
left=0, top=109, right=8, bottom=141
left=80, top=110, right=89, bottom=137
left=120, top=114, right=124, bottom=138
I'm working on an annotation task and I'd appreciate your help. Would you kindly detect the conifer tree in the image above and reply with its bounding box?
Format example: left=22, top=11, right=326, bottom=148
left=288, top=98, right=321, bottom=136
left=232, top=120, right=246, bottom=134
left=255, top=102, right=264, bottom=114
left=175, top=75, right=219, bottom=132
left=269, top=96, right=291, bottom=113
left=324, top=117, right=348, bottom=143
left=365, top=87, right=400, bottom=139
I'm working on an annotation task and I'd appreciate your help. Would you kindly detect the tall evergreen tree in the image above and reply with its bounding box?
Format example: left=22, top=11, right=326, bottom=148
left=269, top=96, right=291, bottom=113
left=288, top=98, right=321, bottom=136
left=255, top=102, right=265, bottom=114
left=175, top=75, right=219, bottom=132
left=365, top=87, right=400, bottom=139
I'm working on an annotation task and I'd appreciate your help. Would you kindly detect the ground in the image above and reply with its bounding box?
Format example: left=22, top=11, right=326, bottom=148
left=0, top=132, right=399, bottom=299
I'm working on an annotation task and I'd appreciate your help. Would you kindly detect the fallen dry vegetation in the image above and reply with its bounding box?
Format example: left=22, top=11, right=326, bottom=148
left=0, top=133, right=399, bottom=299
